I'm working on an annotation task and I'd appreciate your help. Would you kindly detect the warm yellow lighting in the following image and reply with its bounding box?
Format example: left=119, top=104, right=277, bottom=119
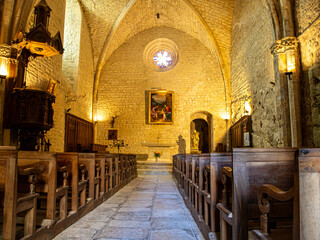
left=0, top=58, right=8, bottom=77
left=0, top=45, right=18, bottom=79
left=221, top=112, right=230, bottom=120
left=244, top=101, right=252, bottom=115
left=286, top=51, right=295, bottom=72
left=94, top=114, right=104, bottom=123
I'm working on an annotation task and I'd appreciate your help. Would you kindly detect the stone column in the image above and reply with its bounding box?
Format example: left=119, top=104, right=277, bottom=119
left=271, top=37, right=302, bottom=147
left=271, top=42, right=291, bottom=146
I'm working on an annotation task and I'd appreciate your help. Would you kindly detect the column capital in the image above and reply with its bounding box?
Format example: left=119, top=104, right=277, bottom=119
left=270, top=37, right=299, bottom=55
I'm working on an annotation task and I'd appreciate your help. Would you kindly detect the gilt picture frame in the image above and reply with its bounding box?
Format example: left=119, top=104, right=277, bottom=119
left=148, top=90, right=174, bottom=124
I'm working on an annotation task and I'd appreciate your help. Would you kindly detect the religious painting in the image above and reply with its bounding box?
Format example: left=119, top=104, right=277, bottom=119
left=108, top=129, right=118, bottom=140
left=148, top=90, right=173, bottom=124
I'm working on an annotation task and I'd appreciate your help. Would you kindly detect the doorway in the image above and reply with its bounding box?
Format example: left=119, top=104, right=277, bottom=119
left=191, top=119, right=209, bottom=153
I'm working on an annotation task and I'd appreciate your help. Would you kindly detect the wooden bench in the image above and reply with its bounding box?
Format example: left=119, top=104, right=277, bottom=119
left=217, top=166, right=233, bottom=240
left=56, top=153, right=90, bottom=213
left=208, top=153, right=232, bottom=234
left=78, top=153, right=102, bottom=206
left=0, top=147, right=39, bottom=240
left=17, top=151, right=70, bottom=229
left=183, top=154, right=192, bottom=200
left=252, top=184, right=297, bottom=240
left=231, top=148, right=297, bottom=240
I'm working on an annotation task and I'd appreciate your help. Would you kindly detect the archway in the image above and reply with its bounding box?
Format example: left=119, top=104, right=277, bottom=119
left=191, top=119, right=209, bottom=153
left=190, top=111, right=213, bottom=153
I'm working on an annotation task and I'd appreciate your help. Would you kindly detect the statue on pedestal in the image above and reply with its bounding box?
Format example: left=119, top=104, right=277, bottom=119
left=191, top=130, right=201, bottom=153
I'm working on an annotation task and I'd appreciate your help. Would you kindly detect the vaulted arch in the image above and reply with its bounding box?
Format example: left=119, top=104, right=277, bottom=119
left=92, top=0, right=231, bottom=117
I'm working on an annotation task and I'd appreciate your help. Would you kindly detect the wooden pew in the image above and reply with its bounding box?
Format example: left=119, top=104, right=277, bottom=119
left=198, top=154, right=210, bottom=225
left=231, top=148, right=297, bottom=240
left=174, top=154, right=185, bottom=194
left=192, top=154, right=200, bottom=213
left=252, top=184, right=297, bottom=240
left=17, top=151, right=70, bottom=227
left=297, top=148, right=320, bottom=240
left=217, top=166, right=233, bottom=240
left=56, top=153, right=91, bottom=214
left=0, top=147, right=39, bottom=240
left=78, top=153, right=102, bottom=207
left=183, top=154, right=192, bottom=200
left=192, top=153, right=232, bottom=239
left=95, top=153, right=106, bottom=199
left=208, top=153, right=232, bottom=234
left=104, top=154, right=114, bottom=194
left=111, top=155, right=119, bottom=188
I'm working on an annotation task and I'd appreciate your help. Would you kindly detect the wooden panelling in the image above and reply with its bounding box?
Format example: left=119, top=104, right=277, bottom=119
left=65, top=113, right=94, bottom=152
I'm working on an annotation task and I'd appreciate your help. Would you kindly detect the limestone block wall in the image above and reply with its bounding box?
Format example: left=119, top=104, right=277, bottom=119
left=295, top=0, right=320, bottom=146
left=20, top=0, right=94, bottom=151
left=230, top=0, right=278, bottom=147
left=96, top=27, right=227, bottom=156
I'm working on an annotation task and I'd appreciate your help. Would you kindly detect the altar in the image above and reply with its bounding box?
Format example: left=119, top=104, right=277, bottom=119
left=142, top=142, right=176, bottom=162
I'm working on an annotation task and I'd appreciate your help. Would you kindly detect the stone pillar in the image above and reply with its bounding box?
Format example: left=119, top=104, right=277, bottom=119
left=271, top=37, right=302, bottom=147
left=271, top=42, right=291, bottom=146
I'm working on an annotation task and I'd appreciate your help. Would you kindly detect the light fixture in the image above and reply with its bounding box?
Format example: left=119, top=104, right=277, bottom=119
left=221, top=112, right=230, bottom=120
left=285, top=50, right=295, bottom=81
left=94, top=115, right=98, bottom=125
left=244, top=101, right=252, bottom=116
left=0, top=45, right=18, bottom=83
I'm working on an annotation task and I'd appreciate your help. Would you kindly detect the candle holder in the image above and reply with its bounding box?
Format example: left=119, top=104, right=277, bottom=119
left=108, top=140, right=128, bottom=155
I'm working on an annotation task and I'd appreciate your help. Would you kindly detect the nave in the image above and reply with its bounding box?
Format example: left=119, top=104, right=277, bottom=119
left=54, top=175, right=204, bottom=240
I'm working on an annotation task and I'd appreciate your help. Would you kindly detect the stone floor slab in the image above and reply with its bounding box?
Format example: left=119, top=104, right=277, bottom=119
left=54, top=175, right=204, bottom=240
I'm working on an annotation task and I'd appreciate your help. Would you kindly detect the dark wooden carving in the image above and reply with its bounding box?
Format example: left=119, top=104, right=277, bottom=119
left=11, top=88, right=55, bottom=150
left=12, top=88, right=55, bottom=129
left=65, top=113, right=94, bottom=152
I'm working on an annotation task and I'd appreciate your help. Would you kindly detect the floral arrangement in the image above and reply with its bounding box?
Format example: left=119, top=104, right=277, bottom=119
left=154, top=151, right=161, bottom=158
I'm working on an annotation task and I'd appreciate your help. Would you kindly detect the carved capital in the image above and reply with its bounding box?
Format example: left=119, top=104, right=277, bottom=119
left=271, top=37, right=299, bottom=55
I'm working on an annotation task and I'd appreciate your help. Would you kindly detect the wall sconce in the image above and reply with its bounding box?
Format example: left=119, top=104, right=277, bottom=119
left=94, top=115, right=98, bottom=125
left=0, top=45, right=18, bottom=83
left=244, top=101, right=252, bottom=116
left=221, top=112, right=230, bottom=121
left=285, top=51, right=295, bottom=81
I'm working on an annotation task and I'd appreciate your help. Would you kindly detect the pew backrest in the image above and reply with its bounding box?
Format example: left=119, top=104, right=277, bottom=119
left=232, top=148, right=297, bottom=240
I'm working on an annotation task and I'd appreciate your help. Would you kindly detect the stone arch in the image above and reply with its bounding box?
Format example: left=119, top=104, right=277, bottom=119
left=260, top=0, right=281, bottom=41
left=93, top=0, right=231, bottom=117
left=190, top=111, right=214, bottom=153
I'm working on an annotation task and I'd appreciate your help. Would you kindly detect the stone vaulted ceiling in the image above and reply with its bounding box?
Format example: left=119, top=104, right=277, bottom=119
left=78, top=0, right=234, bottom=101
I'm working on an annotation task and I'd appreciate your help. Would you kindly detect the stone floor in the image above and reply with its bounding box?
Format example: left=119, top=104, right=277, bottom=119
left=54, top=175, right=204, bottom=240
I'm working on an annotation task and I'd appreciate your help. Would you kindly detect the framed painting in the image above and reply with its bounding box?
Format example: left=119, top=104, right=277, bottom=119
left=108, top=129, right=118, bottom=140
left=148, top=90, right=174, bottom=124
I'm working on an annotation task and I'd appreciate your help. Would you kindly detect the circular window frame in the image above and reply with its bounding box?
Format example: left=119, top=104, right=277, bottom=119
left=143, top=38, right=179, bottom=72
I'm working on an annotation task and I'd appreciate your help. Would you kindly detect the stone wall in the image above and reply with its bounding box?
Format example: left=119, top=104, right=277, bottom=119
left=230, top=0, right=278, bottom=147
left=96, top=27, right=227, bottom=156
left=18, top=0, right=94, bottom=152
left=295, top=0, right=320, bottom=146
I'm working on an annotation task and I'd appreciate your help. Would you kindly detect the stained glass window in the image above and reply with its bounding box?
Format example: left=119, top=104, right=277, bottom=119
left=153, top=50, right=172, bottom=68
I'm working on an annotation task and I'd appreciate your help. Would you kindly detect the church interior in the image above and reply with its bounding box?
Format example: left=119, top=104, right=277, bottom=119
left=0, top=0, right=319, bottom=239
